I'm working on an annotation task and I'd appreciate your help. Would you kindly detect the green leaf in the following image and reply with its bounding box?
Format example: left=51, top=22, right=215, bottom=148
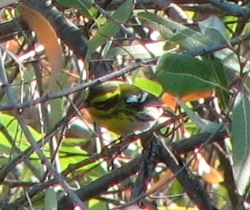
left=44, top=188, right=57, bottom=210
left=50, top=72, right=69, bottom=125
left=244, top=21, right=250, bottom=36
left=137, top=12, right=250, bottom=75
left=232, top=92, right=250, bottom=195
left=137, top=12, right=212, bottom=50
left=176, top=98, right=223, bottom=133
left=0, top=113, right=41, bottom=152
left=107, top=41, right=167, bottom=58
left=203, top=55, right=229, bottom=109
left=59, top=141, right=90, bottom=170
left=156, top=53, right=224, bottom=96
left=87, top=0, right=134, bottom=60
left=198, top=15, right=230, bottom=45
left=56, top=0, right=97, bottom=18
left=134, top=78, right=163, bottom=97
left=89, top=199, right=107, bottom=210
left=60, top=139, right=106, bottom=178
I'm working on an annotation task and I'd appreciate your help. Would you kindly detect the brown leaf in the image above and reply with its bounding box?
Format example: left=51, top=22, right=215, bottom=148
left=192, top=150, right=224, bottom=184
left=18, top=4, right=63, bottom=93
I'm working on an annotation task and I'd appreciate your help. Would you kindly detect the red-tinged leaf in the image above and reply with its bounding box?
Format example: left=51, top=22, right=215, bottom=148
left=192, top=151, right=224, bottom=184
left=162, top=90, right=213, bottom=109
left=202, top=166, right=224, bottom=185
left=156, top=53, right=222, bottom=97
left=161, top=92, right=177, bottom=110
left=6, top=39, right=20, bottom=53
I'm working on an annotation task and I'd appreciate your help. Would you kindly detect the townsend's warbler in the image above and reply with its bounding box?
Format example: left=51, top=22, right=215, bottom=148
left=83, top=81, right=164, bottom=136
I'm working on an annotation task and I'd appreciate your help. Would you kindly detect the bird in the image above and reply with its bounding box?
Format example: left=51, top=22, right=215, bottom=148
left=82, top=80, right=165, bottom=136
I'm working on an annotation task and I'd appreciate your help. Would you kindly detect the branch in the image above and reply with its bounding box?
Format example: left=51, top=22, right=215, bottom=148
left=0, top=48, right=89, bottom=209
left=56, top=130, right=226, bottom=209
left=0, top=32, right=250, bottom=113
left=204, top=0, right=250, bottom=18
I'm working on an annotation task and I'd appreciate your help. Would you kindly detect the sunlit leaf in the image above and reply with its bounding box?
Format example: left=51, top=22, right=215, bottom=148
left=192, top=151, right=224, bottom=184
left=107, top=41, right=167, bottom=58
left=89, top=199, right=107, bottom=210
left=156, top=52, right=223, bottom=96
left=202, top=166, right=224, bottom=185
left=0, top=113, right=41, bottom=151
left=162, top=90, right=213, bottom=109
left=138, top=12, right=211, bottom=50
left=87, top=0, right=134, bottom=60
left=134, top=78, right=163, bottom=97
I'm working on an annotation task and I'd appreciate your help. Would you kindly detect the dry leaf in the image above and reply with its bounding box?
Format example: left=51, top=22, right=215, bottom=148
left=18, top=4, right=63, bottom=93
left=192, top=150, right=224, bottom=184
left=162, top=90, right=213, bottom=109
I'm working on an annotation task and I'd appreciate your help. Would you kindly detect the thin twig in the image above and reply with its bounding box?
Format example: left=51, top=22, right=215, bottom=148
left=0, top=49, right=89, bottom=210
left=0, top=33, right=250, bottom=112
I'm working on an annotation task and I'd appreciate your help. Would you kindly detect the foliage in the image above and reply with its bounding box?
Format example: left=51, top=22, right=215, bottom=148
left=0, top=0, right=250, bottom=209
